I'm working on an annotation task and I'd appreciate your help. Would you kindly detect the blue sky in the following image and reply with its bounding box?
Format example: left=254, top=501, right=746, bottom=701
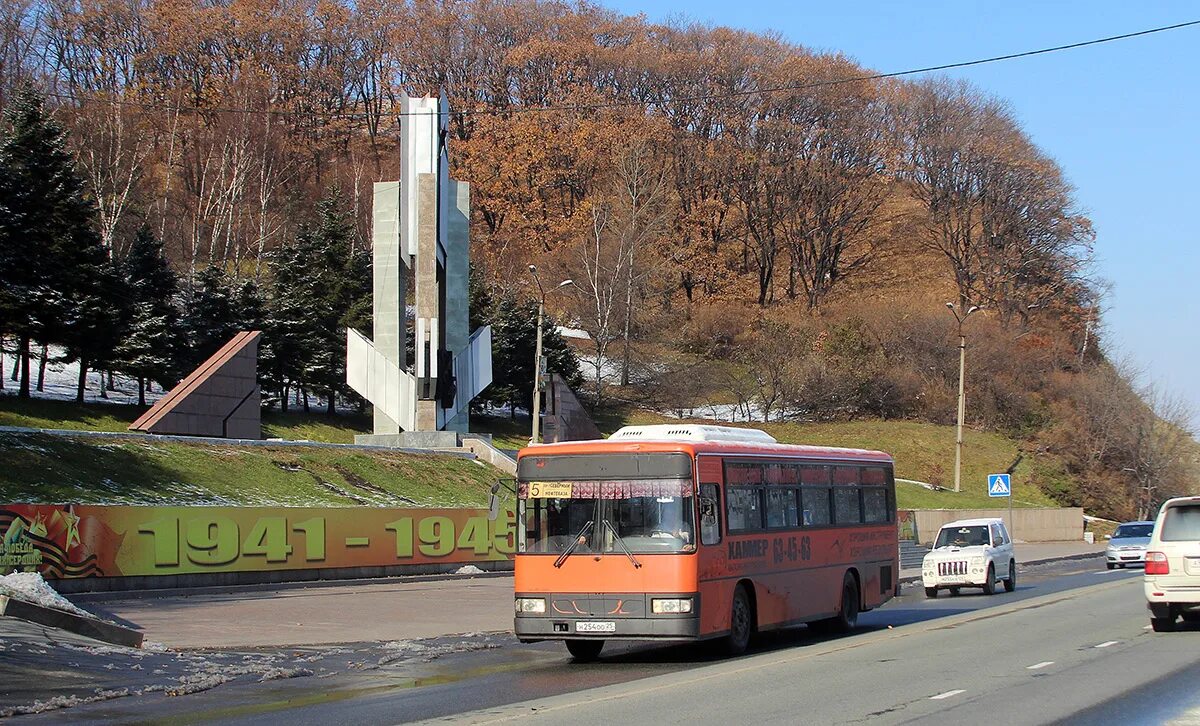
left=599, top=0, right=1200, bottom=425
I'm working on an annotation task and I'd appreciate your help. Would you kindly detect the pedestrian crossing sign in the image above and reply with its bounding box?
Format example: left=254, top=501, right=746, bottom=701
left=988, top=474, right=1011, bottom=497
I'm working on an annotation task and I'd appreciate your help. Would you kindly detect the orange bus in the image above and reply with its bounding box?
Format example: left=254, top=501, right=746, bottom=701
left=513, top=424, right=899, bottom=660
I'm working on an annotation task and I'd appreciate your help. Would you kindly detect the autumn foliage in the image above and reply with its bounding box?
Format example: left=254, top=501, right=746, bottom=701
left=0, top=0, right=1192, bottom=516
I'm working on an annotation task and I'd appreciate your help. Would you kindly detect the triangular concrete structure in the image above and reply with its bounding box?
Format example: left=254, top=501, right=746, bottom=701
left=542, top=373, right=602, bottom=443
left=130, top=331, right=262, bottom=439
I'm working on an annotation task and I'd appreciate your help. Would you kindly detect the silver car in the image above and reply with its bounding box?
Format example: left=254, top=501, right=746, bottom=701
left=1106, top=520, right=1155, bottom=569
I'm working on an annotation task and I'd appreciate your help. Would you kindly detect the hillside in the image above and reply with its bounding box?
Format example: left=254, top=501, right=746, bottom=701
left=0, top=394, right=1073, bottom=511
left=610, top=411, right=1068, bottom=510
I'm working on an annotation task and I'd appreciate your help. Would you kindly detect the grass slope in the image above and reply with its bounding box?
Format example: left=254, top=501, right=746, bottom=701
left=0, top=430, right=500, bottom=507
left=0, top=394, right=1074, bottom=511
left=0, top=394, right=373, bottom=444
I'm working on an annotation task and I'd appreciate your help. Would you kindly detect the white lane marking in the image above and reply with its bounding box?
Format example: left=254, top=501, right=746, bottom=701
left=1095, top=640, right=1120, bottom=648
left=930, top=690, right=966, bottom=700
left=1026, top=661, right=1054, bottom=670
left=1096, top=569, right=1123, bottom=575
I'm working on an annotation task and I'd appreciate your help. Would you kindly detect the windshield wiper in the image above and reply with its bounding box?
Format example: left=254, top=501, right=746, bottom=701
left=603, top=520, right=642, bottom=569
left=553, top=520, right=594, bottom=568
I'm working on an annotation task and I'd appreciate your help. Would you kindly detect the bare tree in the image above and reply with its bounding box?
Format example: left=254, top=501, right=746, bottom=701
left=0, top=0, right=39, bottom=109
left=1128, top=384, right=1196, bottom=519
left=900, top=78, right=1013, bottom=308
left=610, top=136, right=673, bottom=385
left=781, top=76, right=891, bottom=309
left=575, top=203, right=623, bottom=410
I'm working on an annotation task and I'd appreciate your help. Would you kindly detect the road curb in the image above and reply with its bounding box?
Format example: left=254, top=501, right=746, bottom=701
left=898, top=550, right=1103, bottom=584
left=70, top=568, right=515, bottom=603
left=0, top=595, right=144, bottom=648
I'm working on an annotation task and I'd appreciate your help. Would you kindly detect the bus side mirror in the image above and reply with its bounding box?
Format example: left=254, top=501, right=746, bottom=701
left=488, top=481, right=501, bottom=521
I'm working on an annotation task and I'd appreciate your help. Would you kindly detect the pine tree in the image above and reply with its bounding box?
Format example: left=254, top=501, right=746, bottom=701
left=0, top=85, right=108, bottom=398
left=264, top=189, right=370, bottom=414
left=311, top=190, right=371, bottom=414
left=114, top=226, right=181, bottom=405
left=264, top=238, right=315, bottom=412
left=177, top=265, right=244, bottom=377
left=479, top=292, right=583, bottom=417
left=59, top=254, right=124, bottom=401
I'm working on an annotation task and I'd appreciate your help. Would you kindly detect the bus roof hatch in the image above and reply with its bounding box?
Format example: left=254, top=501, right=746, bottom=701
left=609, top=424, right=777, bottom=444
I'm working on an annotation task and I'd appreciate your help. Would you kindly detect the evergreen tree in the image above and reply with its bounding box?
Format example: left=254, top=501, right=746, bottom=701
left=59, top=254, right=124, bottom=401
left=264, top=237, right=316, bottom=412
left=0, top=85, right=107, bottom=398
left=177, top=265, right=244, bottom=377
left=479, top=291, right=583, bottom=416
left=114, top=226, right=181, bottom=405
left=265, top=189, right=370, bottom=414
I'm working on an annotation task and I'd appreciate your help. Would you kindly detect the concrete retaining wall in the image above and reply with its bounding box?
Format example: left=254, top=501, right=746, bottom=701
left=913, top=508, right=1084, bottom=543
left=461, top=436, right=517, bottom=475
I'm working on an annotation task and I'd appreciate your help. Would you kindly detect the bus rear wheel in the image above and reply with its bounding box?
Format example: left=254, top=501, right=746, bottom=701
left=813, top=572, right=860, bottom=634
left=565, top=639, right=604, bottom=661
left=832, top=573, right=860, bottom=632
left=723, top=585, right=753, bottom=656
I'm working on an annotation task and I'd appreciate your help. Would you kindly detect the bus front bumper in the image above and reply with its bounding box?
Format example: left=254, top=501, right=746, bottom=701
left=515, top=614, right=701, bottom=641
left=514, top=591, right=701, bottom=641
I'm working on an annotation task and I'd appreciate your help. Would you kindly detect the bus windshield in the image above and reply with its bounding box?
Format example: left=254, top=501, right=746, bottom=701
left=520, top=479, right=695, bottom=555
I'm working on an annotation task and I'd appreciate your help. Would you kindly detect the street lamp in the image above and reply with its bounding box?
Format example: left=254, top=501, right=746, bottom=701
left=529, top=265, right=574, bottom=444
left=946, top=302, right=980, bottom=493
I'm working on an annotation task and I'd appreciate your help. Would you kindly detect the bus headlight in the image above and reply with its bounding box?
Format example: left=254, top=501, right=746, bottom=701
left=515, top=597, right=546, bottom=614
left=651, top=598, right=693, bottom=614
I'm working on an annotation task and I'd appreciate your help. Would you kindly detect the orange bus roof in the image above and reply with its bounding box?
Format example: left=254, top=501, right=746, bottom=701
left=516, top=438, right=893, bottom=463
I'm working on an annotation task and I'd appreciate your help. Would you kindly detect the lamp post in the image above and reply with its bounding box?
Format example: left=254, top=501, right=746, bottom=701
left=529, top=265, right=573, bottom=444
left=946, top=302, right=980, bottom=493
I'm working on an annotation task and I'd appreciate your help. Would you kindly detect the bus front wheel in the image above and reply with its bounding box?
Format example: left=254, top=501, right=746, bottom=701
left=565, top=639, right=604, bottom=662
left=723, top=585, right=753, bottom=656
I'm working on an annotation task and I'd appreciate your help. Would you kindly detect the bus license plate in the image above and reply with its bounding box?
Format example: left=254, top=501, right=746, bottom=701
left=576, top=621, right=615, bottom=633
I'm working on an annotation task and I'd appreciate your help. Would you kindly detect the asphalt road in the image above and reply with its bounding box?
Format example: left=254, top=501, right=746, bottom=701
left=23, top=557, right=1194, bottom=725
left=432, top=571, right=1200, bottom=726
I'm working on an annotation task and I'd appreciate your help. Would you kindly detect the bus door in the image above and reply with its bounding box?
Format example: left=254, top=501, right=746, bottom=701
left=695, top=455, right=731, bottom=637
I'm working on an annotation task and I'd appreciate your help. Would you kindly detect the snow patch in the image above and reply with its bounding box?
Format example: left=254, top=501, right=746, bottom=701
left=257, top=667, right=315, bottom=682
left=555, top=326, right=591, bottom=340
left=0, top=689, right=131, bottom=718
left=0, top=572, right=96, bottom=619
left=162, top=673, right=232, bottom=696
left=2, top=346, right=162, bottom=406
left=454, top=565, right=485, bottom=575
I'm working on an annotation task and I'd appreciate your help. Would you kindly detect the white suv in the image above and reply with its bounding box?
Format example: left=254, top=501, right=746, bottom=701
left=922, top=518, right=1016, bottom=598
left=1144, top=496, right=1200, bottom=632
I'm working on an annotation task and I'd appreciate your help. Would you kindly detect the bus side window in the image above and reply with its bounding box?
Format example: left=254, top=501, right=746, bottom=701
left=700, top=484, right=721, bottom=545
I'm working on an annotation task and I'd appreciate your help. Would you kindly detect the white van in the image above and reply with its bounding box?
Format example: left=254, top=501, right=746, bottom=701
left=1144, top=496, right=1200, bottom=632
left=922, top=518, right=1015, bottom=598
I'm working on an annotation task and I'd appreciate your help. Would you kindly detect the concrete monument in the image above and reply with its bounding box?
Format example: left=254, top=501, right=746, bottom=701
left=346, top=92, right=492, bottom=448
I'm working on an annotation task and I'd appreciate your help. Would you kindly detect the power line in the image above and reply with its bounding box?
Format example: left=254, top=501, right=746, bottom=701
left=485, top=19, right=1200, bottom=116
left=41, top=18, right=1200, bottom=121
